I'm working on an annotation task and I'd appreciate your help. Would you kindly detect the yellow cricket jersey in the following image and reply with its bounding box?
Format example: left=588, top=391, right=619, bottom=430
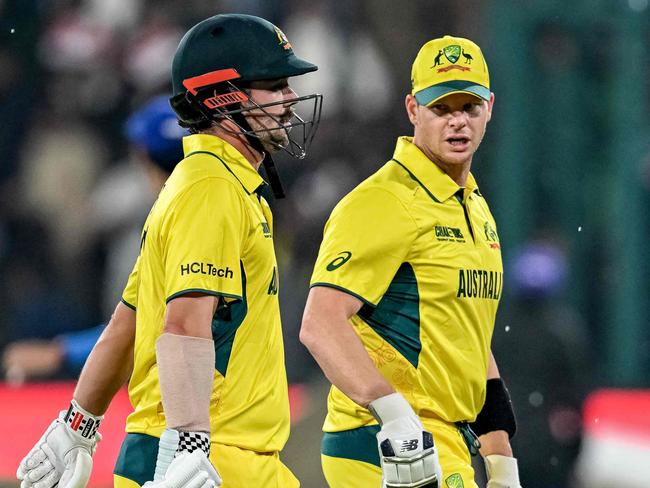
left=310, top=137, right=503, bottom=432
left=121, top=134, right=289, bottom=453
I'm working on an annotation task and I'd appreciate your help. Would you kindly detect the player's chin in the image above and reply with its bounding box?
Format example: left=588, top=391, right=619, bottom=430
left=443, top=152, right=472, bottom=165
left=261, top=133, right=290, bottom=152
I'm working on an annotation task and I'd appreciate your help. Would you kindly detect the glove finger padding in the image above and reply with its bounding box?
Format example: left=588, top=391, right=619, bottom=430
left=169, top=452, right=221, bottom=488
left=26, top=460, right=54, bottom=483
left=145, top=451, right=222, bottom=488
left=18, top=423, right=56, bottom=478
left=31, top=469, right=60, bottom=488
left=59, top=449, right=93, bottom=488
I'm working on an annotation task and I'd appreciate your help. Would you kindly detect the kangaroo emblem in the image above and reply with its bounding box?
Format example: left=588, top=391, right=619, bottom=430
left=434, top=50, right=444, bottom=66
left=462, top=49, right=473, bottom=64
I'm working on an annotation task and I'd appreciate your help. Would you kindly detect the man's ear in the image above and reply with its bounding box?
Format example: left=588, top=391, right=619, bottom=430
left=486, top=92, right=495, bottom=123
left=405, top=94, right=419, bottom=126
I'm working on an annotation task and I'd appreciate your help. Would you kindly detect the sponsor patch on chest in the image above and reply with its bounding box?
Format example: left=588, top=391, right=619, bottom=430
left=434, top=224, right=466, bottom=243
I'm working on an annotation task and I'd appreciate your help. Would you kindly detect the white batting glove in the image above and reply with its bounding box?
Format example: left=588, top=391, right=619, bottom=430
left=144, top=450, right=221, bottom=488
left=146, top=429, right=221, bottom=488
left=369, top=393, right=442, bottom=488
left=16, top=400, right=102, bottom=488
left=485, top=455, right=522, bottom=488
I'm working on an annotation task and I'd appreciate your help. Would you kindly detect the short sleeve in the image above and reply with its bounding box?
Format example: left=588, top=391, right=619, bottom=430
left=310, top=186, right=418, bottom=306
left=121, top=256, right=139, bottom=310
left=163, top=178, right=246, bottom=303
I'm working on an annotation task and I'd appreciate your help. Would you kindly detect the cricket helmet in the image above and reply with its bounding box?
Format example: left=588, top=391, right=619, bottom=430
left=169, top=14, right=323, bottom=197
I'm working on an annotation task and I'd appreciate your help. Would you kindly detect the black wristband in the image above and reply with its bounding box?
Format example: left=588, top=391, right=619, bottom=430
left=469, top=378, right=517, bottom=439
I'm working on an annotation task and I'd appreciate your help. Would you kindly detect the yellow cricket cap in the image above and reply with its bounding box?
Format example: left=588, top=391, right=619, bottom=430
left=411, top=35, right=490, bottom=106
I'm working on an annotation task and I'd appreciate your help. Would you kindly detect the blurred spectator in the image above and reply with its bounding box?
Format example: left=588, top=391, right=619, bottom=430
left=2, top=95, right=186, bottom=383
left=90, top=95, right=185, bottom=315
left=492, top=238, right=592, bottom=488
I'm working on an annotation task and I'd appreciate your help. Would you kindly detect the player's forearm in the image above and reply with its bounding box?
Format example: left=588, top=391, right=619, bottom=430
left=300, top=307, right=393, bottom=407
left=479, top=430, right=513, bottom=457
left=156, top=334, right=214, bottom=432
left=74, top=302, right=136, bottom=415
left=487, top=350, right=500, bottom=379
left=158, top=295, right=217, bottom=432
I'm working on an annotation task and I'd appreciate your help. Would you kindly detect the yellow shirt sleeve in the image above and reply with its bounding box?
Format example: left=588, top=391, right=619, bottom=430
left=121, top=256, right=140, bottom=310
left=310, top=186, right=418, bottom=306
left=162, top=177, right=247, bottom=302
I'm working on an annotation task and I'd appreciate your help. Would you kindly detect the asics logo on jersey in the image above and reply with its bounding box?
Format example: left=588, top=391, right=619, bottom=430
left=180, top=262, right=233, bottom=278
left=326, top=251, right=352, bottom=271
left=399, top=439, right=419, bottom=452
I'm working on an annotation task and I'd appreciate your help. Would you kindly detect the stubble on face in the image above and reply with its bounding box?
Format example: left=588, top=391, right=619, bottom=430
left=243, top=104, right=294, bottom=152
left=241, top=79, right=297, bottom=153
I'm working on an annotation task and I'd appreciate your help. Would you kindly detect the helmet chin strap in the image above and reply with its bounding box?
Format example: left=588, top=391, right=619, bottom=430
left=230, top=111, right=285, bottom=199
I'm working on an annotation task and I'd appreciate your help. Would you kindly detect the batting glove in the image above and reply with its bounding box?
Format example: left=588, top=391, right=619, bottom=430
left=16, top=400, right=102, bottom=488
left=144, top=451, right=221, bottom=488
left=369, top=393, right=442, bottom=488
left=484, top=455, right=522, bottom=488
left=147, top=429, right=221, bottom=488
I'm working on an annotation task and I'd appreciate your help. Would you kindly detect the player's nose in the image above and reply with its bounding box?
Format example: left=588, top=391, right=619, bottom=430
left=448, top=111, right=467, bottom=129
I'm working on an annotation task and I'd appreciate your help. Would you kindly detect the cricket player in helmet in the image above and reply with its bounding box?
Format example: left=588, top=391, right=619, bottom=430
left=169, top=13, right=322, bottom=197
left=16, top=13, right=322, bottom=488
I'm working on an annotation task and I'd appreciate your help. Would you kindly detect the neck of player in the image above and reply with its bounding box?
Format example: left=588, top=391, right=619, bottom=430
left=202, top=122, right=265, bottom=171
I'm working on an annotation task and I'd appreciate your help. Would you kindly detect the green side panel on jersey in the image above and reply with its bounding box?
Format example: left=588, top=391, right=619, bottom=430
left=113, top=433, right=159, bottom=485
left=321, top=425, right=381, bottom=467
left=212, top=261, right=248, bottom=376
left=358, top=263, right=421, bottom=367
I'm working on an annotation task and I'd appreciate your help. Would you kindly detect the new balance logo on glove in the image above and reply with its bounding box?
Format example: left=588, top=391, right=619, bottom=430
left=369, top=393, right=443, bottom=488
left=400, top=439, right=420, bottom=452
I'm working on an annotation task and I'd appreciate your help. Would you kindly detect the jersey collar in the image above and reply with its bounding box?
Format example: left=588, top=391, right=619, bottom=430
left=182, top=134, right=265, bottom=195
left=392, top=136, right=479, bottom=202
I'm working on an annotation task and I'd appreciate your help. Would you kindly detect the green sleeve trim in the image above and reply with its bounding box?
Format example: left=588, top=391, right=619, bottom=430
left=120, top=298, right=136, bottom=311
left=166, top=288, right=242, bottom=304
left=309, top=282, right=377, bottom=308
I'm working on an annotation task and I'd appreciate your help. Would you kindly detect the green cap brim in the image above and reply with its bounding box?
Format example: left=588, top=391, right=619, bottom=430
left=258, top=54, right=318, bottom=80
left=414, top=80, right=490, bottom=106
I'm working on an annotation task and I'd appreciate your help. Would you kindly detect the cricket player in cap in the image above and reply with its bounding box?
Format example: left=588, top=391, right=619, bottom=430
left=17, top=13, right=322, bottom=488
left=301, top=35, right=522, bottom=487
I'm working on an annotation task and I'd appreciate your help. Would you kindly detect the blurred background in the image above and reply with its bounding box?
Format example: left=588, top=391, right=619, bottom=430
left=0, top=0, right=649, bottom=487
